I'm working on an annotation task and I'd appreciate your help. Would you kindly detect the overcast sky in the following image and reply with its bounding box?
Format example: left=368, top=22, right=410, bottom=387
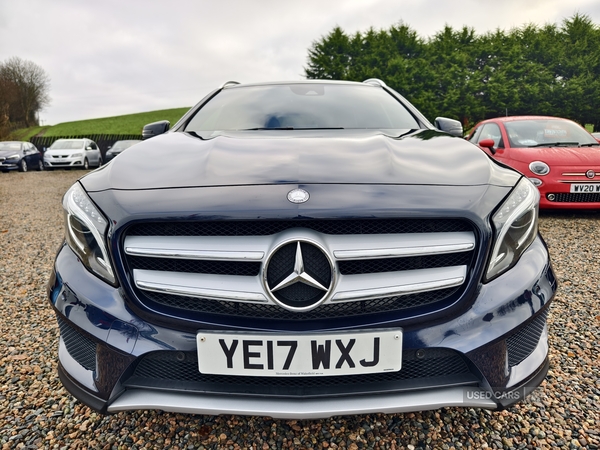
left=1, top=0, right=600, bottom=125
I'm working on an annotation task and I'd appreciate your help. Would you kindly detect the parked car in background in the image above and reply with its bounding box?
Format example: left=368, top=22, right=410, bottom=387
left=468, top=116, right=600, bottom=209
left=44, top=138, right=102, bottom=170
left=591, top=132, right=600, bottom=141
left=49, top=79, right=555, bottom=418
left=0, top=141, right=43, bottom=172
left=104, top=139, right=141, bottom=163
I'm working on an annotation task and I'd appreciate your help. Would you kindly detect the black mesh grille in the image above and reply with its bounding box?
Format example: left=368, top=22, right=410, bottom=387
left=506, top=309, right=548, bottom=367
left=128, top=255, right=260, bottom=276
left=56, top=316, right=96, bottom=371
left=143, top=287, right=459, bottom=321
left=124, top=348, right=476, bottom=397
left=127, top=219, right=472, bottom=237
left=548, top=192, right=600, bottom=203
left=339, top=252, right=472, bottom=275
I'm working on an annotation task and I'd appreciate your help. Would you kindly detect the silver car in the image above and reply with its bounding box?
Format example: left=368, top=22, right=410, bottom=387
left=44, top=138, right=102, bottom=170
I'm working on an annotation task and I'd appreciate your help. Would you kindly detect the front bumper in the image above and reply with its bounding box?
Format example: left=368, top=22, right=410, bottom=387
left=104, top=153, right=120, bottom=163
left=48, top=237, right=556, bottom=418
left=0, top=160, right=20, bottom=171
left=44, top=156, right=84, bottom=168
left=535, top=178, right=600, bottom=209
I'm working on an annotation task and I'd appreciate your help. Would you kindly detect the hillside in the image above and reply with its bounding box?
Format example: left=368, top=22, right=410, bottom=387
left=8, top=107, right=191, bottom=140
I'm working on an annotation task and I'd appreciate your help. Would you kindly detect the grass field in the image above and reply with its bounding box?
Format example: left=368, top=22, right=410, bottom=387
left=7, top=107, right=191, bottom=139
left=7, top=126, right=48, bottom=141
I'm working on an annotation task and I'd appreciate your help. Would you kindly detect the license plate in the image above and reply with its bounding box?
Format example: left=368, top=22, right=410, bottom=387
left=196, top=329, right=402, bottom=377
left=570, top=183, right=600, bottom=193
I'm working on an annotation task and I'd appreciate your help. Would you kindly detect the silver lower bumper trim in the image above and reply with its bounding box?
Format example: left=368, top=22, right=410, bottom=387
left=107, top=386, right=497, bottom=419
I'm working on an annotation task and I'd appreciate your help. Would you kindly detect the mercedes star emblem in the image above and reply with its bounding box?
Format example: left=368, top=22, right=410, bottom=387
left=287, top=188, right=310, bottom=204
left=271, top=242, right=328, bottom=293
left=264, top=239, right=333, bottom=311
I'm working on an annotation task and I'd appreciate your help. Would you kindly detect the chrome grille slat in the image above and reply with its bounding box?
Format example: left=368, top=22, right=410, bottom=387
left=125, top=235, right=267, bottom=261
left=133, top=265, right=467, bottom=305
left=125, top=232, right=475, bottom=261
left=331, top=266, right=467, bottom=302
left=134, top=270, right=269, bottom=303
left=331, top=232, right=475, bottom=260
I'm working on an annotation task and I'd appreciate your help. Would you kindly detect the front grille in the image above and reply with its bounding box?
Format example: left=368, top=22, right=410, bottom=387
left=124, top=348, right=477, bottom=397
left=56, top=316, right=96, bottom=371
left=144, top=287, right=459, bottom=321
left=506, top=309, right=548, bottom=367
left=123, top=218, right=476, bottom=323
left=548, top=193, right=600, bottom=203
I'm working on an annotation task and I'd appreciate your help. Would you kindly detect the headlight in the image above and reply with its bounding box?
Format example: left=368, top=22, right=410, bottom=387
left=63, top=183, right=116, bottom=285
left=485, top=178, right=539, bottom=281
left=71, top=153, right=83, bottom=157
left=529, top=161, right=549, bottom=176
left=6, top=154, right=20, bottom=160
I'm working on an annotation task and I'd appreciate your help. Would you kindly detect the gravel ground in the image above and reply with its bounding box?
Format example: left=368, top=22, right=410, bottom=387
left=0, top=170, right=599, bottom=450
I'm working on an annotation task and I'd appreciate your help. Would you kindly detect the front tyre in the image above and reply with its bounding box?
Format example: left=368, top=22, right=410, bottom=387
left=82, top=158, right=89, bottom=170
left=18, top=159, right=28, bottom=172
left=37, top=160, right=44, bottom=171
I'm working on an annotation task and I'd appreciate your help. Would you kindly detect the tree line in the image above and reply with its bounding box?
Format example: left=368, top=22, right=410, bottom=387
left=0, top=56, right=50, bottom=137
left=305, top=13, right=600, bottom=131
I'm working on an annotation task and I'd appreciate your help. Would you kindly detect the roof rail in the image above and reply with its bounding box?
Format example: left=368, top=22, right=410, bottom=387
left=363, top=78, right=387, bottom=87
left=220, top=81, right=241, bottom=88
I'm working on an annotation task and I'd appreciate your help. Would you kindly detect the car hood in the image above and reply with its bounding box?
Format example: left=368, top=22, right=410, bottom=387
left=0, top=150, right=22, bottom=157
left=82, top=129, right=519, bottom=191
left=509, top=145, right=600, bottom=165
left=45, top=149, right=83, bottom=156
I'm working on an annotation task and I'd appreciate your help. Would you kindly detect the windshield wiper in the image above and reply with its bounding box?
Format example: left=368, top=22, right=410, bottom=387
left=240, top=127, right=345, bottom=131
left=528, top=141, right=580, bottom=147
left=242, top=127, right=295, bottom=130
left=579, top=142, right=600, bottom=147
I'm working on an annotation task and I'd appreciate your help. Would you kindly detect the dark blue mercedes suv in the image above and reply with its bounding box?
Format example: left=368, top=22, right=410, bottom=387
left=48, top=79, right=556, bottom=418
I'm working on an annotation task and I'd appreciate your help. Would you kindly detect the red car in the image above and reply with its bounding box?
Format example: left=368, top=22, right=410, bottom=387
left=468, top=116, right=600, bottom=209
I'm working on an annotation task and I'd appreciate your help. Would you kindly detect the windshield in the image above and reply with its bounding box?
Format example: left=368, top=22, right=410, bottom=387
left=0, top=142, right=21, bottom=151
left=184, top=84, right=420, bottom=134
left=505, top=119, right=597, bottom=147
left=112, top=140, right=140, bottom=150
left=50, top=140, right=85, bottom=150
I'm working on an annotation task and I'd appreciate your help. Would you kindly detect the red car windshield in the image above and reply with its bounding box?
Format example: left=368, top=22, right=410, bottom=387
left=505, top=119, right=597, bottom=148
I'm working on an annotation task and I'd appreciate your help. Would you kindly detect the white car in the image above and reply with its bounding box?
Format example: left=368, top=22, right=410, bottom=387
left=44, top=138, right=102, bottom=170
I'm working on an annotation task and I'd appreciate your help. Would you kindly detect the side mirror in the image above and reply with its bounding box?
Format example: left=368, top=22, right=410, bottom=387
left=434, top=117, right=463, bottom=137
left=478, top=138, right=495, bottom=148
left=478, top=138, right=497, bottom=154
left=86, top=146, right=93, bottom=150
left=143, top=120, right=170, bottom=140
left=107, top=145, right=112, bottom=150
